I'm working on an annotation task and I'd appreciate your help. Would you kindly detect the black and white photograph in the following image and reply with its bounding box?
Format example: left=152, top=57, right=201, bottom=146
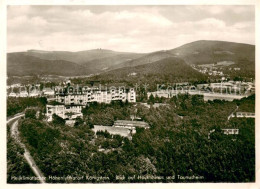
left=2, top=1, right=259, bottom=187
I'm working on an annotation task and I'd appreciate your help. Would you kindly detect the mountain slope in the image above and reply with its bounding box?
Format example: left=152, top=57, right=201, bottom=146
left=110, top=51, right=175, bottom=70
left=96, top=57, right=206, bottom=82
left=110, top=40, right=255, bottom=72
left=16, top=49, right=144, bottom=74
left=7, top=40, right=255, bottom=78
left=168, top=40, right=255, bottom=65
left=81, top=53, right=145, bottom=72
left=26, top=49, right=126, bottom=64
left=7, top=53, right=89, bottom=76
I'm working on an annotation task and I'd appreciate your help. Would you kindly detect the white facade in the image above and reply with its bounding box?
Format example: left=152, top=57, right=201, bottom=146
left=235, top=112, right=255, bottom=118
left=43, top=88, right=55, bottom=96
left=114, top=120, right=150, bottom=129
left=19, top=91, right=29, bottom=97
left=46, top=105, right=83, bottom=122
left=222, top=129, right=239, bottom=135
left=55, top=87, right=136, bottom=105
left=29, top=90, right=41, bottom=97
left=9, top=92, right=17, bottom=97
left=93, top=125, right=132, bottom=138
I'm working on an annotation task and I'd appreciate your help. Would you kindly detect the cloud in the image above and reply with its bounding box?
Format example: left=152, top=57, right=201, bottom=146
left=7, top=5, right=255, bottom=53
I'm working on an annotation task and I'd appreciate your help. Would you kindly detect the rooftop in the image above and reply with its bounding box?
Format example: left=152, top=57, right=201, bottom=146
left=114, top=120, right=150, bottom=128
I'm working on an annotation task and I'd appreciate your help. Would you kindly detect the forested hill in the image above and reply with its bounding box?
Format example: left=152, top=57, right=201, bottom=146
left=100, top=57, right=204, bottom=78
left=88, top=57, right=207, bottom=87
left=168, top=40, right=255, bottom=65
left=7, top=40, right=255, bottom=77
left=7, top=50, right=144, bottom=76
left=7, top=53, right=88, bottom=76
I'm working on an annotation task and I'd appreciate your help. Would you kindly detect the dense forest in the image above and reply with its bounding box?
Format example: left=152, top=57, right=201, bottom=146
left=234, top=95, right=255, bottom=112
left=9, top=94, right=255, bottom=183
left=7, top=97, right=47, bottom=117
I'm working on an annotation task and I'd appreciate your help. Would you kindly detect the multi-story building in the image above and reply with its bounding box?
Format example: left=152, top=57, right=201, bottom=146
left=46, top=104, right=83, bottom=122
left=55, top=86, right=136, bottom=105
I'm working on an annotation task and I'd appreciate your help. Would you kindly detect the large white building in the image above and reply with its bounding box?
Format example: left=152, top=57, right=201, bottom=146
left=46, top=104, right=83, bottom=122
left=92, top=120, right=150, bottom=139
left=55, top=87, right=136, bottom=105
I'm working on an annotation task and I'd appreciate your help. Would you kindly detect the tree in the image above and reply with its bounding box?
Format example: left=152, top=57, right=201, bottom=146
left=74, top=117, right=84, bottom=127
left=52, top=114, right=65, bottom=125
left=25, top=109, right=36, bottom=119
left=148, top=94, right=155, bottom=104
left=155, top=95, right=160, bottom=103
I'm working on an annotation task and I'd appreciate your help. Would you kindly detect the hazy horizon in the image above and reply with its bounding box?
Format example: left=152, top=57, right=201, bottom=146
left=7, top=39, right=255, bottom=54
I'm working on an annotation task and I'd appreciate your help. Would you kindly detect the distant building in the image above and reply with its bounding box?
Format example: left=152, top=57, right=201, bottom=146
left=222, top=129, right=239, bottom=135
left=208, top=128, right=239, bottom=139
left=29, top=90, right=41, bottom=97
left=210, top=82, right=234, bottom=88
left=19, top=91, right=29, bottom=97
left=8, top=92, right=17, bottom=97
left=46, top=104, right=83, bottom=122
left=128, top=72, right=137, bottom=76
left=153, top=103, right=169, bottom=108
left=147, top=81, right=252, bottom=102
left=114, top=120, right=150, bottom=129
left=147, top=90, right=202, bottom=99
left=11, top=83, right=21, bottom=88
left=147, top=91, right=170, bottom=98
left=92, top=120, right=150, bottom=139
left=203, top=93, right=246, bottom=101
left=93, top=125, right=132, bottom=139
left=235, top=112, right=255, bottom=118
left=65, top=120, right=76, bottom=127
left=43, top=88, right=55, bottom=96
left=139, top=102, right=169, bottom=109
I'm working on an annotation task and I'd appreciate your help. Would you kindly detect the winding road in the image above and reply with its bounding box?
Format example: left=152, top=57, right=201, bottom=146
left=227, top=105, right=239, bottom=121
left=8, top=114, right=46, bottom=184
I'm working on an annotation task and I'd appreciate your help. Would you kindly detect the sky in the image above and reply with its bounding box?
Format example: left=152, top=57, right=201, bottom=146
left=7, top=5, right=255, bottom=53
